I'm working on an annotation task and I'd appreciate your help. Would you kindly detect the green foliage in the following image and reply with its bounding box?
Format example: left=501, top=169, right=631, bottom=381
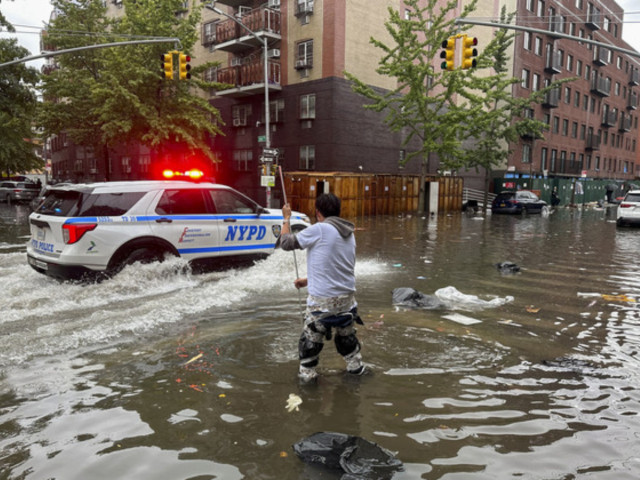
left=0, top=38, right=41, bottom=175
left=345, top=0, right=478, bottom=170
left=38, top=0, right=223, bottom=166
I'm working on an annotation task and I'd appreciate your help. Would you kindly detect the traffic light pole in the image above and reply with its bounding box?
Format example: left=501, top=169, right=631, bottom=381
left=0, top=38, right=182, bottom=69
left=206, top=1, right=273, bottom=207
left=455, top=18, right=640, bottom=60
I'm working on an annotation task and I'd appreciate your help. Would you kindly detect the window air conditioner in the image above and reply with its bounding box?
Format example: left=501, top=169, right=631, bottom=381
left=295, top=59, right=309, bottom=69
left=268, top=0, right=280, bottom=8
left=233, top=118, right=245, bottom=127
left=231, top=57, right=242, bottom=66
left=267, top=49, right=280, bottom=58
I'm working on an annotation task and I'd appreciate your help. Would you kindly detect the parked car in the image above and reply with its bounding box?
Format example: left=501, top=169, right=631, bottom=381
left=0, top=181, right=39, bottom=204
left=491, top=190, right=548, bottom=214
left=616, top=190, right=640, bottom=227
left=27, top=180, right=311, bottom=281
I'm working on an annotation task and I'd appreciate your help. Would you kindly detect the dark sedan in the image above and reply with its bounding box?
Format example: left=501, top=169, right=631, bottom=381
left=491, top=190, right=548, bottom=214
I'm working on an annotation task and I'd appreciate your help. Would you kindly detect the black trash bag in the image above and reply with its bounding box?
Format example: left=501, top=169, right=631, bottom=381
left=495, top=262, right=520, bottom=274
left=293, top=432, right=403, bottom=479
left=391, top=287, right=444, bottom=309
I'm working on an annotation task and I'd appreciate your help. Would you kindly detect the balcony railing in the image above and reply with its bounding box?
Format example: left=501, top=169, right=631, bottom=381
left=619, top=114, right=632, bottom=132
left=593, top=46, right=609, bottom=66
left=586, top=133, right=601, bottom=150
left=630, top=69, right=639, bottom=86
left=545, top=50, right=562, bottom=73
left=586, top=9, right=601, bottom=29
left=591, top=76, right=611, bottom=97
left=215, top=7, right=281, bottom=45
left=542, top=88, right=560, bottom=108
left=601, top=109, right=617, bottom=127
left=215, top=59, right=281, bottom=92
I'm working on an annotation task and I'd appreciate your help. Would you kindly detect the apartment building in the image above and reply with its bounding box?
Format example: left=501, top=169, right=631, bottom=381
left=508, top=0, right=640, bottom=181
left=196, top=0, right=426, bottom=201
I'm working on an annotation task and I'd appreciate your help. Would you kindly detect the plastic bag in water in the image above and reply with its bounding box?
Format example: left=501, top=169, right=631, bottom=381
left=391, top=287, right=444, bottom=309
left=292, top=432, right=403, bottom=479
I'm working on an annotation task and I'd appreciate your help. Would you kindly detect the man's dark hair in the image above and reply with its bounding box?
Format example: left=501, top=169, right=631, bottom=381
left=315, top=193, right=341, bottom=218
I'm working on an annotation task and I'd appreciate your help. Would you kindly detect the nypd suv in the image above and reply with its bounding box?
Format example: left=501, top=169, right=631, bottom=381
left=27, top=180, right=310, bottom=281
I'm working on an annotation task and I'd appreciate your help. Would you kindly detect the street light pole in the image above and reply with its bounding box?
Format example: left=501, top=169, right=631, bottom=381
left=206, top=1, right=272, bottom=207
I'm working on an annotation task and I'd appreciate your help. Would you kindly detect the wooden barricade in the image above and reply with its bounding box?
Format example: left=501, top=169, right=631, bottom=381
left=282, top=172, right=461, bottom=218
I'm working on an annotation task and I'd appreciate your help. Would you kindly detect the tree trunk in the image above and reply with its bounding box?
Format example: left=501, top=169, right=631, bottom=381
left=418, top=155, right=427, bottom=214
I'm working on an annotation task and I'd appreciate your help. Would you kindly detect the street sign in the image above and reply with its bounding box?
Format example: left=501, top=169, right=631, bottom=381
left=258, top=135, right=266, bottom=143
left=263, top=148, right=279, bottom=156
left=261, top=175, right=275, bottom=187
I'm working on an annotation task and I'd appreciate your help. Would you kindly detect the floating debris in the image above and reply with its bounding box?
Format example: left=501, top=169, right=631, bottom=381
left=286, top=393, right=303, bottom=412
left=184, top=353, right=203, bottom=365
left=526, top=305, right=541, bottom=313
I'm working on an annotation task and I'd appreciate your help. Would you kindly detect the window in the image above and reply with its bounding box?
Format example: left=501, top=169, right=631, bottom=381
left=572, top=121, right=578, bottom=138
left=534, top=36, right=542, bottom=55
left=156, top=189, right=208, bottom=215
left=300, top=93, right=316, bottom=119
left=541, top=147, right=548, bottom=171
left=524, top=31, right=531, bottom=50
left=533, top=73, right=540, bottom=91
left=232, top=149, right=253, bottom=172
left=523, top=144, right=532, bottom=163
left=264, top=98, right=285, bottom=123
left=300, top=145, right=315, bottom=170
left=202, top=21, right=217, bottom=45
left=521, top=69, right=530, bottom=89
left=209, top=189, right=255, bottom=214
left=296, top=40, right=313, bottom=68
left=552, top=116, right=560, bottom=134
left=562, top=119, right=569, bottom=136
left=566, top=54, right=573, bottom=71
left=574, top=90, right=580, bottom=107
left=526, top=0, right=534, bottom=12
left=564, top=87, right=571, bottom=103
left=576, top=59, right=582, bottom=76
left=231, top=104, right=252, bottom=127
left=537, top=0, right=544, bottom=17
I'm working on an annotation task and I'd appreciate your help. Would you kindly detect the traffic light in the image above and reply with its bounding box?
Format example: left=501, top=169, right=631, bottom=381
left=162, top=52, right=174, bottom=80
left=461, top=35, right=478, bottom=69
left=178, top=53, right=191, bottom=80
left=440, top=36, right=455, bottom=71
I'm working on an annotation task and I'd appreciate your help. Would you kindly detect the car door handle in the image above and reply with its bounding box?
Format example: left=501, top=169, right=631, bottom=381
left=155, top=217, right=173, bottom=223
left=223, top=217, right=236, bottom=222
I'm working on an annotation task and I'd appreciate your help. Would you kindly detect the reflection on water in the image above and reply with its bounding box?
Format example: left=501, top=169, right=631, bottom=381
left=1, top=209, right=640, bottom=479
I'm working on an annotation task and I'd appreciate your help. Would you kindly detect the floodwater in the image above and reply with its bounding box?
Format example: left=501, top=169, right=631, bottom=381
left=1, top=202, right=640, bottom=479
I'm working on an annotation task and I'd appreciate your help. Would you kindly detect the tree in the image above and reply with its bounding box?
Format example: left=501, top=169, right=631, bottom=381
left=38, top=0, right=223, bottom=180
left=345, top=0, right=478, bottom=213
left=0, top=33, right=41, bottom=176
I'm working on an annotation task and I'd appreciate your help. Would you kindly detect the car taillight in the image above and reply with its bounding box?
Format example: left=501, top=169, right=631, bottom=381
left=620, top=203, right=632, bottom=208
left=63, top=223, right=97, bottom=244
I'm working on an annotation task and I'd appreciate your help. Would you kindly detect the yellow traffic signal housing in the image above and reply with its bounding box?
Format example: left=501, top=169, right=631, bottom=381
left=162, top=52, right=174, bottom=79
left=461, top=35, right=478, bottom=69
left=178, top=53, right=191, bottom=80
left=440, top=36, right=456, bottom=71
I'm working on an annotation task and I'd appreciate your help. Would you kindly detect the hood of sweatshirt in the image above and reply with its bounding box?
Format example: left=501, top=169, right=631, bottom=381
left=324, top=217, right=355, bottom=238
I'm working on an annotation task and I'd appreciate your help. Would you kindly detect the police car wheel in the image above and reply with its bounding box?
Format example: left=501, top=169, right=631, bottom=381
left=123, top=247, right=165, bottom=267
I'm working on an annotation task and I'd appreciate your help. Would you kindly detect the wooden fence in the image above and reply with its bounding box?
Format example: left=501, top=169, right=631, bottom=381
left=282, top=172, right=463, bottom=218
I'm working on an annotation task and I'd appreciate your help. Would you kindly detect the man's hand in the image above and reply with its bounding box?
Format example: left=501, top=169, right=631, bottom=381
left=282, top=203, right=292, bottom=221
left=294, top=278, right=308, bottom=289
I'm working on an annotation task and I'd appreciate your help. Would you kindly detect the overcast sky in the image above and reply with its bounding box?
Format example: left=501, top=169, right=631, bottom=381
left=1, top=0, right=640, bottom=69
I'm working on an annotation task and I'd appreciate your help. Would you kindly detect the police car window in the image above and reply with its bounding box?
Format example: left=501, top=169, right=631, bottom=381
left=78, top=192, right=146, bottom=216
left=156, top=189, right=209, bottom=215
left=36, top=190, right=82, bottom=216
left=209, top=190, right=256, bottom=214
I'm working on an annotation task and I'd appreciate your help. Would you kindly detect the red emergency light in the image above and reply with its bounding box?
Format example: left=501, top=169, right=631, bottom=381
left=162, top=168, right=204, bottom=180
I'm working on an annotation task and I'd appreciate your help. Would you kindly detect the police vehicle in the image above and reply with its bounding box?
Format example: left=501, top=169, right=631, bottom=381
left=26, top=176, right=310, bottom=281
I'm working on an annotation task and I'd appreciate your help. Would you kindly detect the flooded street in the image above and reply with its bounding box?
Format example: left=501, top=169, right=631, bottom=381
left=1, top=203, right=640, bottom=479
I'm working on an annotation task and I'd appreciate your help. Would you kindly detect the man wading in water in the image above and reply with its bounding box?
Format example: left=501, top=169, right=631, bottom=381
left=280, top=193, right=365, bottom=382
